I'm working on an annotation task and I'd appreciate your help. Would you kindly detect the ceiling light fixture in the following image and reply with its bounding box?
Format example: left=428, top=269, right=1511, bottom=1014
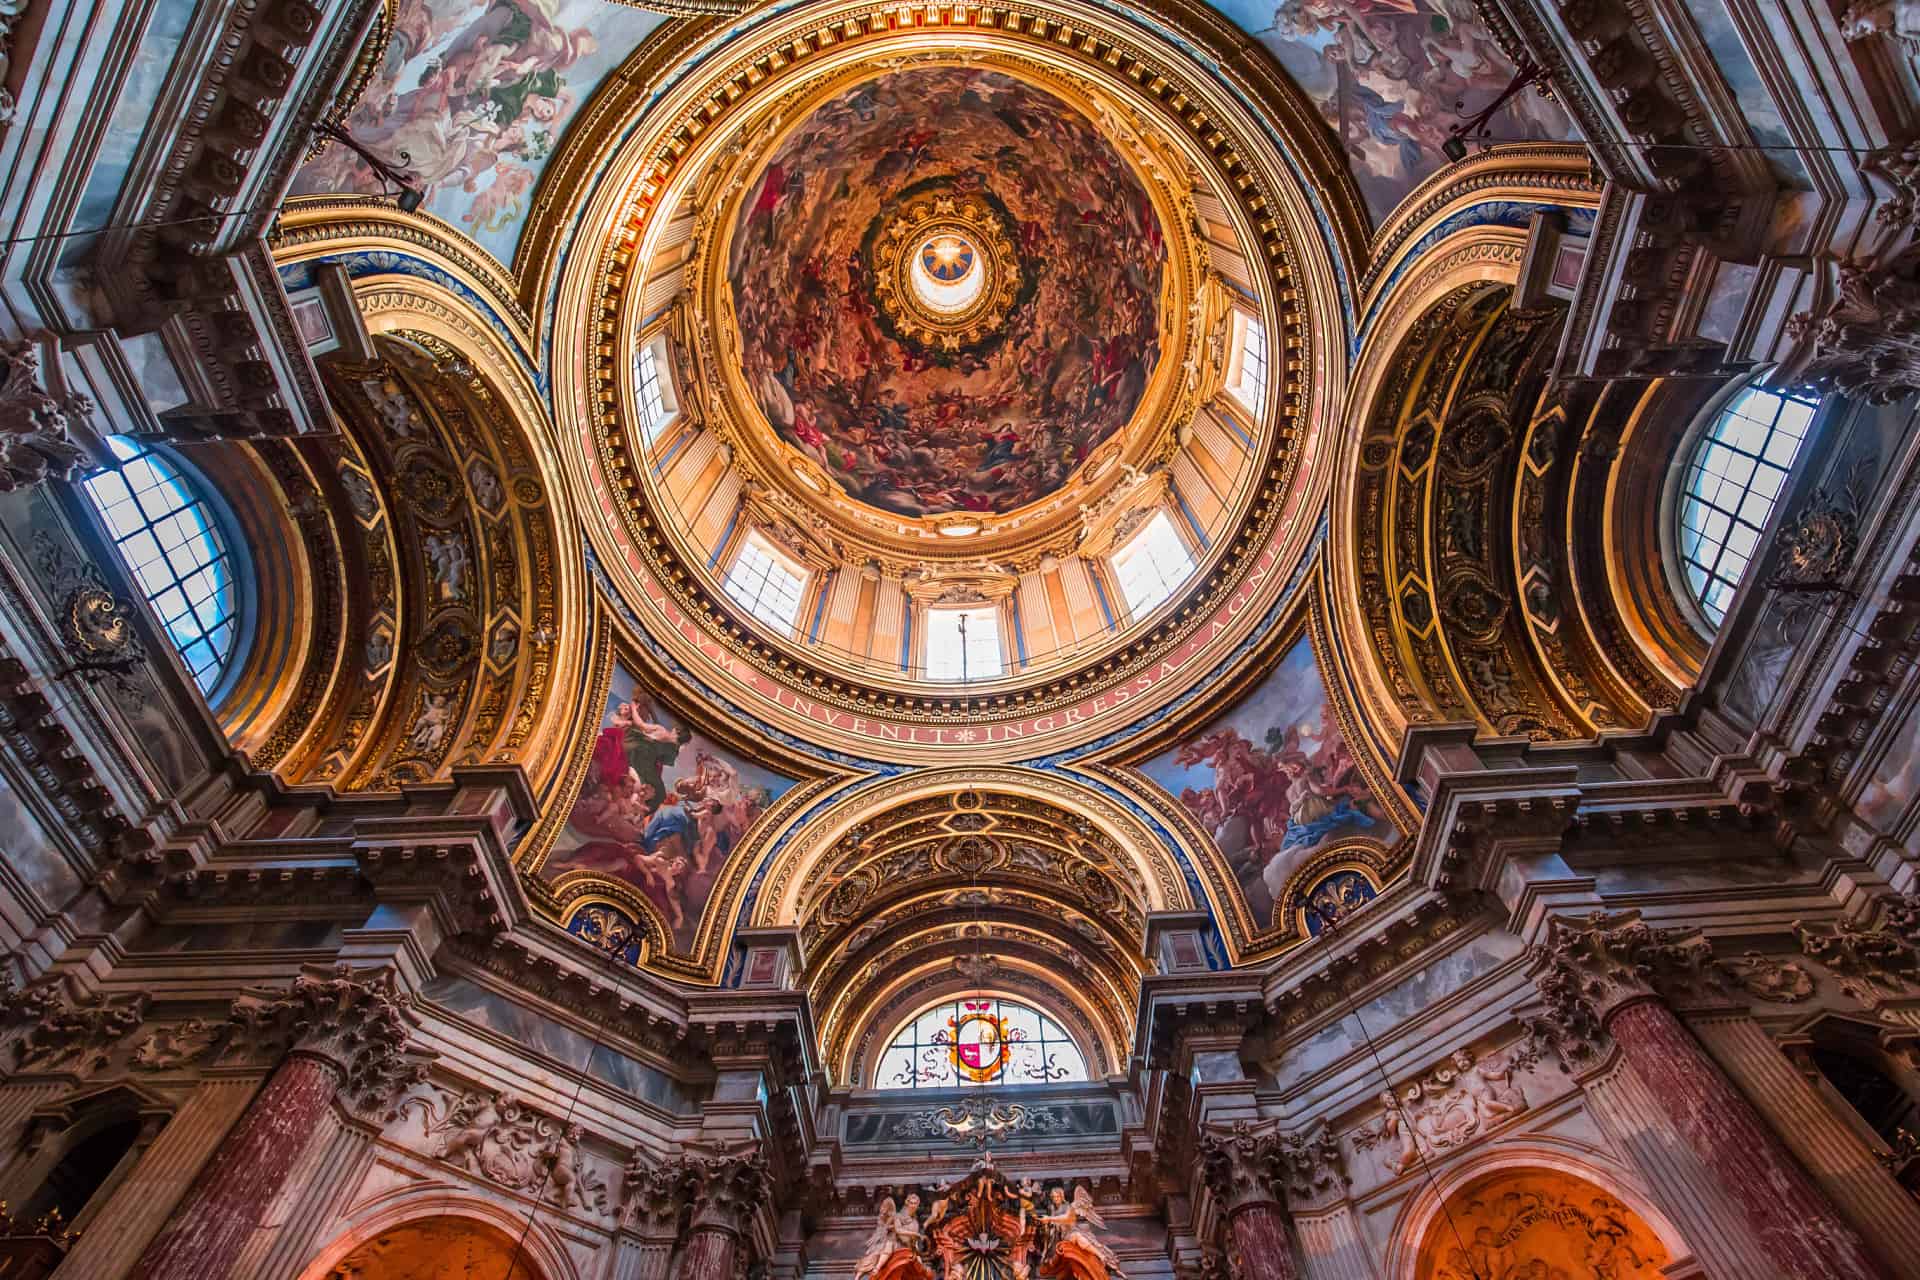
left=312, top=120, right=426, bottom=214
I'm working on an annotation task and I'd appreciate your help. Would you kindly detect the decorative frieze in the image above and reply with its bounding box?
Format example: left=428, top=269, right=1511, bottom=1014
left=1794, top=914, right=1919, bottom=1004
left=0, top=980, right=148, bottom=1074
left=398, top=1086, right=610, bottom=1216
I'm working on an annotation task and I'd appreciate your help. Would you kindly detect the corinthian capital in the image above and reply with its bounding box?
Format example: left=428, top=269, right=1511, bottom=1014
left=229, top=964, right=414, bottom=1104
left=621, top=1149, right=691, bottom=1235
left=681, top=1140, right=771, bottom=1236
left=1526, top=912, right=1716, bottom=1057
left=1197, top=1120, right=1281, bottom=1215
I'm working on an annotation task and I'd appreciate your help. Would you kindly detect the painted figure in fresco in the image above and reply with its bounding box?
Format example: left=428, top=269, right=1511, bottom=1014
left=293, top=0, right=607, bottom=244
left=1146, top=636, right=1398, bottom=929
left=1037, top=1185, right=1124, bottom=1280
left=1245, top=0, right=1573, bottom=221
left=727, top=69, right=1164, bottom=518
left=553, top=685, right=781, bottom=948
left=854, top=1195, right=935, bottom=1280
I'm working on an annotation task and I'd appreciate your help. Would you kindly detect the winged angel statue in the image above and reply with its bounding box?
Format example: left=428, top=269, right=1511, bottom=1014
left=855, top=1160, right=1123, bottom=1280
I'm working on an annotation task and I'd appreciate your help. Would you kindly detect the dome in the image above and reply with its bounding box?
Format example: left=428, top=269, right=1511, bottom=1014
left=555, top=8, right=1349, bottom=762
left=726, top=68, right=1166, bottom=519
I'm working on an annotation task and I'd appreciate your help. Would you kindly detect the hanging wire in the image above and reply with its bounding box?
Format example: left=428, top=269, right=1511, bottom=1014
left=496, top=1034, right=603, bottom=1280
left=1293, top=893, right=1490, bottom=1280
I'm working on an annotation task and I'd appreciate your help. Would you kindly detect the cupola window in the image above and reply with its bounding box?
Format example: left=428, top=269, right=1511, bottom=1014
left=874, top=996, right=1088, bottom=1089
left=1674, top=381, right=1817, bottom=627
left=81, top=437, right=245, bottom=697
left=723, top=529, right=808, bottom=634
left=1227, top=311, right=1269, bottom=420
left=634, top=336, right=679, bottom=447
left=923, top=605, right=1003, bottom=681
left=1110, top=508, right=1197, bottom=620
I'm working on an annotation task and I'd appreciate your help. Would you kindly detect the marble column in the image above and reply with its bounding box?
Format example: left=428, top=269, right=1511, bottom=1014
left=1199, top=1122, right=1303, bottom=1280
left=672, top=1141, right=770, bottom=1280
left=1533, top=912, right=1894, bottom=1280
left=125, top=966, right=410, bottom=1280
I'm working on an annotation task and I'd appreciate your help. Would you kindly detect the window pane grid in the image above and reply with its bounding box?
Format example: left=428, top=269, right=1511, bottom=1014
left=875, top=996, right=1089, bottom=1089
left=1676, top=385, right=1817, bottom=627
left=722, top=531, right=807, bottom=633
left=1111, top=510, right=1197, bottom=619
left=1233, top=315, right=1269, bottom=418
left=81, top=438, right=239, bottom=692
left=635, top=342, right=674, bottom=445
left=924, top=605, right=1003, bottom=681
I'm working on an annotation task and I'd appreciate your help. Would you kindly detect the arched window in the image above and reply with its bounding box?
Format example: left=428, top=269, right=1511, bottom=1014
left=80, top=437, right=245, bottom=696
left=1673, top=382, right=1817, bottom=627
left=874, top=996, right=1088, bottom=1089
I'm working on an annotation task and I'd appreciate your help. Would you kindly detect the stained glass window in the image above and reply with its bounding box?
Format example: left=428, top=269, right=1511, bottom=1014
left=873, top=996, right=1088, bottom=1089
left=1111, top=509, right=1197, bottom=619
left=724, top=530, right=808, bottom=633
left=1676, top=383, right=1817, bottom=627
left=81, top=437, right=241, bottom=696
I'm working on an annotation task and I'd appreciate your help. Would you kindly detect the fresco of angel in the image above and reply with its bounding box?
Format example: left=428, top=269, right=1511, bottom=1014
left=292, top=0, right=663, bottom=263
left=854, top=1194, right=935, bottom=1280
left=1212, top=0, right=1576, bottom=222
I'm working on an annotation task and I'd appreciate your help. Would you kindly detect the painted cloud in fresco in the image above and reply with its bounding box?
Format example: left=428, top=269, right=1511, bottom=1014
left=292, top=0, right=667, bottom=266
left=1140, top=634, right=1397, bottom=929
left=1212, top=0, right=1577, bottom=225
left=544, top=665, right=794, bottom=952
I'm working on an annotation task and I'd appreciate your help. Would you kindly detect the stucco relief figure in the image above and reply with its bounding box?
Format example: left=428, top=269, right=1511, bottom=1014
left=1358, top=1045, right=1537, bottom=1177
left=855, top=1194, right=934, bottom=1280
left=1037, top=1185, right=1124, bottom=1280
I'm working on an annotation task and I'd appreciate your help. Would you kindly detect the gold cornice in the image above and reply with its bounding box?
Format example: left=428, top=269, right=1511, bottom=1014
left=1361, top=143, right=1600, bottom=292
left=272, top=202, right=534, bottom=354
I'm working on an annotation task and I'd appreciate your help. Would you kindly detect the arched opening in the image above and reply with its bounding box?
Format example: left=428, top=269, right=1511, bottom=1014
left=18, top=1114, right=140, bottom=1229
left=1665, top=377, right=1820, bottom=632
left=1414, top=1167, right=1670, bottom=1279
left=79, top=436, right=250, bottom=702
left=318, top=1215, right=547, bottom=1280
left=873, top=994, right=1090, bottom=1090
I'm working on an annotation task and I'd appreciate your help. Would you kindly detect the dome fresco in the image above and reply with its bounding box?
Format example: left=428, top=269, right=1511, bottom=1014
left=727, top=67, right=1166, bottom=518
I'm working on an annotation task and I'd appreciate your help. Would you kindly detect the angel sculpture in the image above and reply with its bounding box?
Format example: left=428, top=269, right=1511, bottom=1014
left=854, top=1194, right=934, bottom=1280
left=1037, top=1185, right=1125, bottom=1280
